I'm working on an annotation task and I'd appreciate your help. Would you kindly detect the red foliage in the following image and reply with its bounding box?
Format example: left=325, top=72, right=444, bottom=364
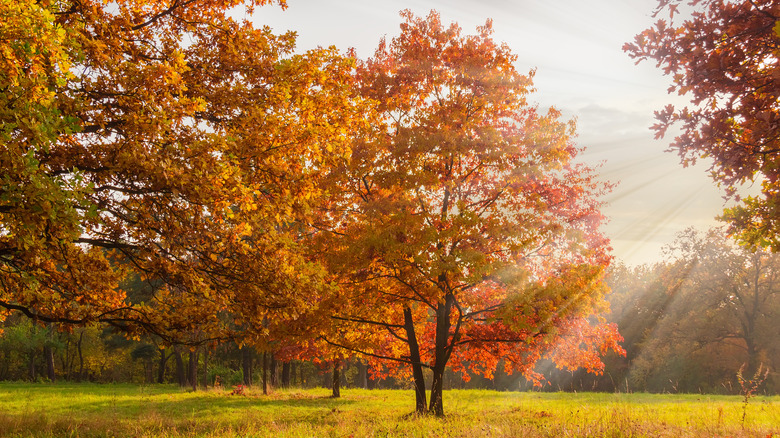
left=316, top=11, right=622, bottom=415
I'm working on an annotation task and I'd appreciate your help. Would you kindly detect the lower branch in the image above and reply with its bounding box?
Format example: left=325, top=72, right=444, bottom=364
left=319, top=336, right=432, bottom=369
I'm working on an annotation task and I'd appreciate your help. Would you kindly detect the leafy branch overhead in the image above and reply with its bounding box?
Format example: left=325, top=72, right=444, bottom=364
left=625, top=0, right=780, bottom=249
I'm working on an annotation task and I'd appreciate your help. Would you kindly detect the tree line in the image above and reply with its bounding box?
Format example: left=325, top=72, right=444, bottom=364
left=3, top=228, right=778, bottom=395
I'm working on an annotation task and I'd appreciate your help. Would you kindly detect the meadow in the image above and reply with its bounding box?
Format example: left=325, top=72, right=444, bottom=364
left=0, top=383, right=778, bottom=437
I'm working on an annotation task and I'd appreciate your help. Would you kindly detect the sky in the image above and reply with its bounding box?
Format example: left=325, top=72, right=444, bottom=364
left=242, top=0, right=741, bottom=266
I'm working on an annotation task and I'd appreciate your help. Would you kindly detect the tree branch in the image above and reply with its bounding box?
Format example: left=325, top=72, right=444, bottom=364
left=131, top=0, right=198, bottom=31
left=331, top=315, right=403, bottom=329
left=319, top=336, right=432, bottom=369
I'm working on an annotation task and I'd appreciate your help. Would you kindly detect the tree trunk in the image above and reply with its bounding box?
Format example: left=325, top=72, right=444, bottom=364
left=202, top=347, right=209, bottom=388
left=429, top=293, right=455, bottom=417
left=241, top=346, right=253, bottom=386
left=44, top=324, right=56, bottom=382
left=157, top=347, right=168, bottom=384
left=43, top=345, right=56, bottom=382
left=189, top=349, right=198, bottom=391
left=0, top=350, right=8, bottom=380
left=745, top=337, right=757, bottom=377
left=262, top=351, right=269, bottom=395
left=145, top=359, right=153, bottom=383
left=356, top=360, right=369, bottom=389
left=281, top=361, right=291, bottom=388
left=174, top=347, right=186, bottom=387
left=77, top=331, right=84, bottom=382
left=429, top=367, right=445, bottom=416
left=61, top=336, right=71, bottom=380
left=291, top=361, right=298, bottom=386
left=403, top=306, right=427, bottom=414
left=332, top=360, right=341, bottom=398
left=269, top=353, right=277, bottom=388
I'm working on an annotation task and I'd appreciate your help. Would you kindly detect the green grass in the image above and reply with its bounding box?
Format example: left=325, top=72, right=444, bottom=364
left=0, top=383, right=778, bottom=437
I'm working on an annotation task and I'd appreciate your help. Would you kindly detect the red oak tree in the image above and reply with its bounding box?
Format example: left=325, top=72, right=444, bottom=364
left=318, top=11, right=622, bottom=416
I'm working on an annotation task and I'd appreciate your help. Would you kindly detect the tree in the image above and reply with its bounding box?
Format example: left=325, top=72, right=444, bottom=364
left=654, top=229, right=780, bottom=384
left=266, top=287, right=375, bottom=397
left=624, top=0, right=780, bottom=249
left=318, top=11, right=622, bottom=416
left=1, top=0, right=364, bottom=346
left=604, top=228, right=780, bottom=393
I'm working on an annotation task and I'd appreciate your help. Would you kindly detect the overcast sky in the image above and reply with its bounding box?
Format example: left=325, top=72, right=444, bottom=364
left=242, top=0, right=741, bottom=266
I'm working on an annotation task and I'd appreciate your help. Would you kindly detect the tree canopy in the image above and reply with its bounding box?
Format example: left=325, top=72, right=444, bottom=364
left=598, top=228, right=780, bottom=393
left=1, top=0, right=363, bottom=343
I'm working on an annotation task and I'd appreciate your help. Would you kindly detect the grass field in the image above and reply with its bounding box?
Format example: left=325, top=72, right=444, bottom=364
left=0, top=383, right=778, bottom=437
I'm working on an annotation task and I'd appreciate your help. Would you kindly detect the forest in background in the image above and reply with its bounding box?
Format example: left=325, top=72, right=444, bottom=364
left=2, top=228, right=777, bottom=395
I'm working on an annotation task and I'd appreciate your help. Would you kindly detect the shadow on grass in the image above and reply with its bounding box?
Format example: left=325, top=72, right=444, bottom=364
left=0, top=383, right=357, bottom=419
left=0, top=383, right=365, bottom=437
left=4, top=384, right=778, bottom=438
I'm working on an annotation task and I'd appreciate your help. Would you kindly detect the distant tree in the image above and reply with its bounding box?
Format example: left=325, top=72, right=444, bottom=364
left=542, top=263, right=673, bottom=393
left=664, top=229, right=780, bottom=376
left=616, top=228, right=780, bottom=393
left=625, top=0, right=780, bottom=249
left=130, top=344, right=158, bottom=383
left=606, top=264, right=667, bottom=372
left=318, top=11, right=622, bottom=416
